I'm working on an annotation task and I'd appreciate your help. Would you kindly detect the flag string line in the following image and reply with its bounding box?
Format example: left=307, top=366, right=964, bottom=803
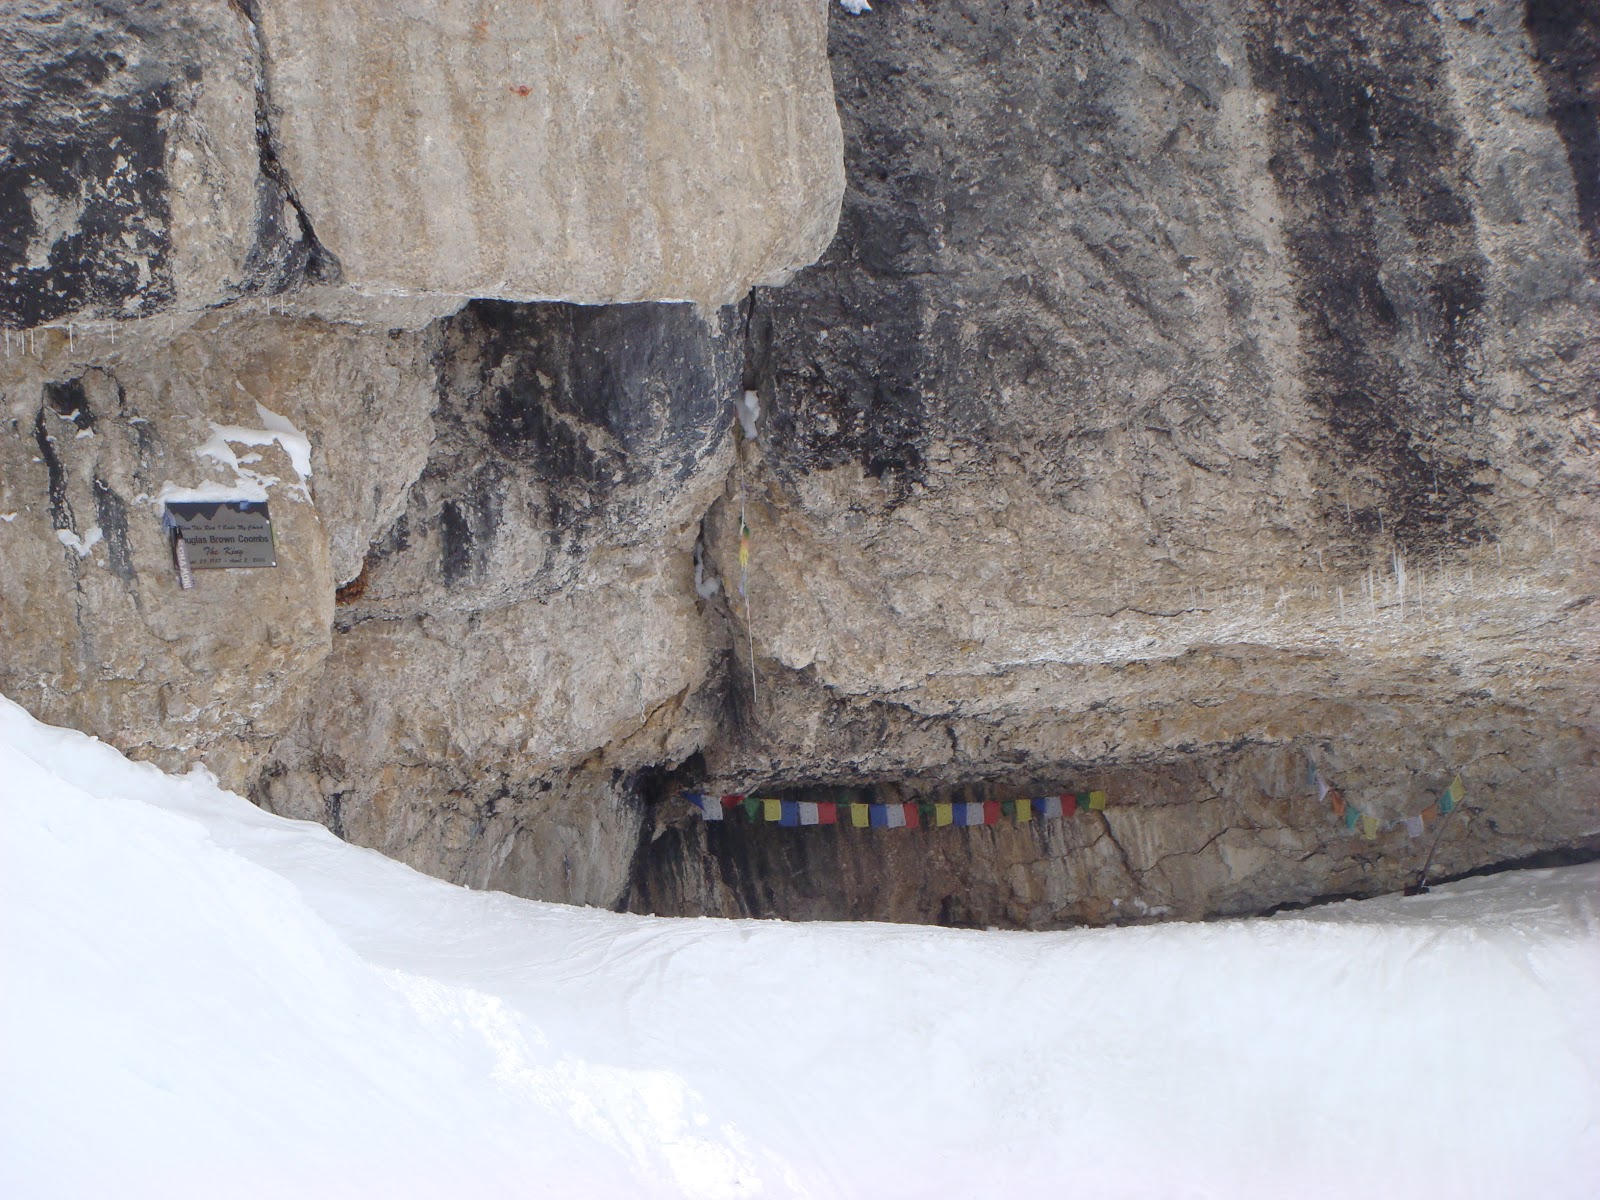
left=1307, top=762, right=1466, bottom=842
left=681, top=768, right=1466, bottom=839
left=681, top=791, right=1108, bottom=828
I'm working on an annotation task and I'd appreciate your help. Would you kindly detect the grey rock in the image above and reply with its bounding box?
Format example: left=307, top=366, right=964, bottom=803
left=0, top=0, right=314, bottom=328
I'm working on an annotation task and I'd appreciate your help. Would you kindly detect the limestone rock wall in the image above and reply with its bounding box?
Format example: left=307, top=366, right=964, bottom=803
left=635, top=0, right=1600, bottom=922
left=0, top=0, right=314, bottom=328
left=256, top=0, right=845, bottom=306
left=2, top=0, right=1596, bottom=927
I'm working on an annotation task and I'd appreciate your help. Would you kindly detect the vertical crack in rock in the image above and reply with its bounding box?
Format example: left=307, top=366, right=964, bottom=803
left=225, top=0, right=338, bottom=288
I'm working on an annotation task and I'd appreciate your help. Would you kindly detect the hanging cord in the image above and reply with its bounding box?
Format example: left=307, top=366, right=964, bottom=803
left=1407, top=802, right=1463, bottom=895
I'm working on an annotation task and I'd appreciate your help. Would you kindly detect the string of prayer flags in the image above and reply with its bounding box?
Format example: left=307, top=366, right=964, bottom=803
left=1308, top=759, right=1465, bottom=841
left=683, top=787, right=1110, bottom=830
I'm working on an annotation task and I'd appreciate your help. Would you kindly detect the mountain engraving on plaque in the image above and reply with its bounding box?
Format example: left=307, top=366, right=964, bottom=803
left=163, top=501, right=277, bottom=581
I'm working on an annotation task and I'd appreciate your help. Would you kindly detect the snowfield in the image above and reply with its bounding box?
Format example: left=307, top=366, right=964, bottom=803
left=2, top=694, right=1597, bottom=1199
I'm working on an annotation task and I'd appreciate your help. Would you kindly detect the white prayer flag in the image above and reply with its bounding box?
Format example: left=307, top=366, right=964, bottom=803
left=799, top=801, right=819, bottom=826
left=693, top=794, right=722, bottom=821
left=1038, top=796, right=1062, bottom=820
left=1404, top=815, right=1424, bottom=838
left=965, top=802, right=987, bottom=826
left=1316, top=774, right=1329, bottom=802
left=886, top=803, right=906, bottom=828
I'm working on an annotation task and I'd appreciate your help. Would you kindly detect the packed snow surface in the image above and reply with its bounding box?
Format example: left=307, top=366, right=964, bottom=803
left=2, top=695, right=1596, bottom=1199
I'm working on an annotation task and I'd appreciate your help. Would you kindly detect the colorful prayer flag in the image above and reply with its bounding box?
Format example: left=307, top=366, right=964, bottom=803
left=981, top=801, right=999, bottom=826
left=743, top=797, right=761, bottom=821
left=886, top=803, right=906, bottom=829
left=799, top=801, right=819, bottom=826
left=1014, top=798, right=1031, bottom=823
left=1439, top=775, right=1464, bottom=813
left=722, top=794, right=744, bottom=811
left=763, top=798, right=782, bottom=823
left=903, top=803, right=920, bottom=829
left=851, top=802, right=870, bottom=828
left=1316, top=775, right=1329, bottom=803
left=1344, top=805, right=1359, bottom=830
left=1404, top=815, right=1424, bottom=838
left=1421, top=802, right=1440, bottom=823
left=870, top=804, right=889, bottom=829
left=1328, top=789, right=1345, bottom=817
left=819, top=802, right=838, bottom=825
left=1361, top=813, right=1379, bottom=840
left=1088, top=790, right=1107, bottom=811
left=1306, top=761, right=1318, bottom=788
left=1062, top=793, right=1078, bottom=819
left=935, top=802, right=954, bottom=827
left=1036, top=796, right=1060, bottom=819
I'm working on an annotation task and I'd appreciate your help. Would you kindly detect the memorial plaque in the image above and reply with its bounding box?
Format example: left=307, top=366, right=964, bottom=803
left=163, top=500, right=277, bottom=582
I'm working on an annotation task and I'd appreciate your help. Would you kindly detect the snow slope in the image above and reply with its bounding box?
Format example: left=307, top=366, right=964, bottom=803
left=2, top=694, right=1597, bottom=1199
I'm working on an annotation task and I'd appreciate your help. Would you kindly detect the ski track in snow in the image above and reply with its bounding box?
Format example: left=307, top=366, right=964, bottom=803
left=1, top=694, right=1597, bottom=1199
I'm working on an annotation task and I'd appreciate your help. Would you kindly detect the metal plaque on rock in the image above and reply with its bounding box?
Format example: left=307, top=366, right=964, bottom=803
left=163, top=500, right=277, bottom=583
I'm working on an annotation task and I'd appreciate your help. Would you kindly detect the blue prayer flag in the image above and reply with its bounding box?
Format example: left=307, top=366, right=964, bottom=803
left=779, top=800, right=800, bottom=827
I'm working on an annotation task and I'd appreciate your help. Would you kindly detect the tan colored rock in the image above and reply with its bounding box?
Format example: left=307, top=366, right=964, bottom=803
left=0, top=305, right=438, bottom=785
left=255, top=0, right=844, bottom=306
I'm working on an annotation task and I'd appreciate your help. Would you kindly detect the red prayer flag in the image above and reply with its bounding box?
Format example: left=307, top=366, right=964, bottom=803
left=903, top=802, right=920, bottom=828
left=1062, top=793, right=1078, bottom=818
left=983, top=801, right=1000, bottom=825
left=721, top=794, right=744, bottom=809
left=1328, top=789, right=1346, bottom=817
left=818, top=802, right=838, bottom=825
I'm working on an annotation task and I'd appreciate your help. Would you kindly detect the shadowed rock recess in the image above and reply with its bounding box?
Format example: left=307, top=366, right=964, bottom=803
left=2, top=1, right=1596, bottom=928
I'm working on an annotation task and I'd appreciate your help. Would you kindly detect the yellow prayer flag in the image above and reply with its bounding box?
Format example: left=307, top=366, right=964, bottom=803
left=935, top=802, right=953, bottom=827
left=763, top=798, right=782, bottom=822
left=1446, top=775, right=1464, bottom=804
left=851, top=802, right=870, bottom=828
left=1015, top=799, right=1031, bottom=823
left=1088, top=790, right=1107, bottom=811
left=1361, top=813, right=1379, bottom=840
left=738, top=539, right=750, bottom=568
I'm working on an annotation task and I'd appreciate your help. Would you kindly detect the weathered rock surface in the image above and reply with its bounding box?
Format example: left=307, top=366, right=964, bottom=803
left=0, top=0, right=314, bottom=328
left=252, top=300, right=744, bottom=901
left=3, top=0, right=1596, bottom=927
left=0, top=304, right=437, bottom=784
left=632, top=0, right=1600, bottom=923
left=255, top=0, right=844, bottom=306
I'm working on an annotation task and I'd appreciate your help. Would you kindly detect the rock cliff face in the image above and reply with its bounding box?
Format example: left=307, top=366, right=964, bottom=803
left=2, top=1, right=1596, bottom=928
